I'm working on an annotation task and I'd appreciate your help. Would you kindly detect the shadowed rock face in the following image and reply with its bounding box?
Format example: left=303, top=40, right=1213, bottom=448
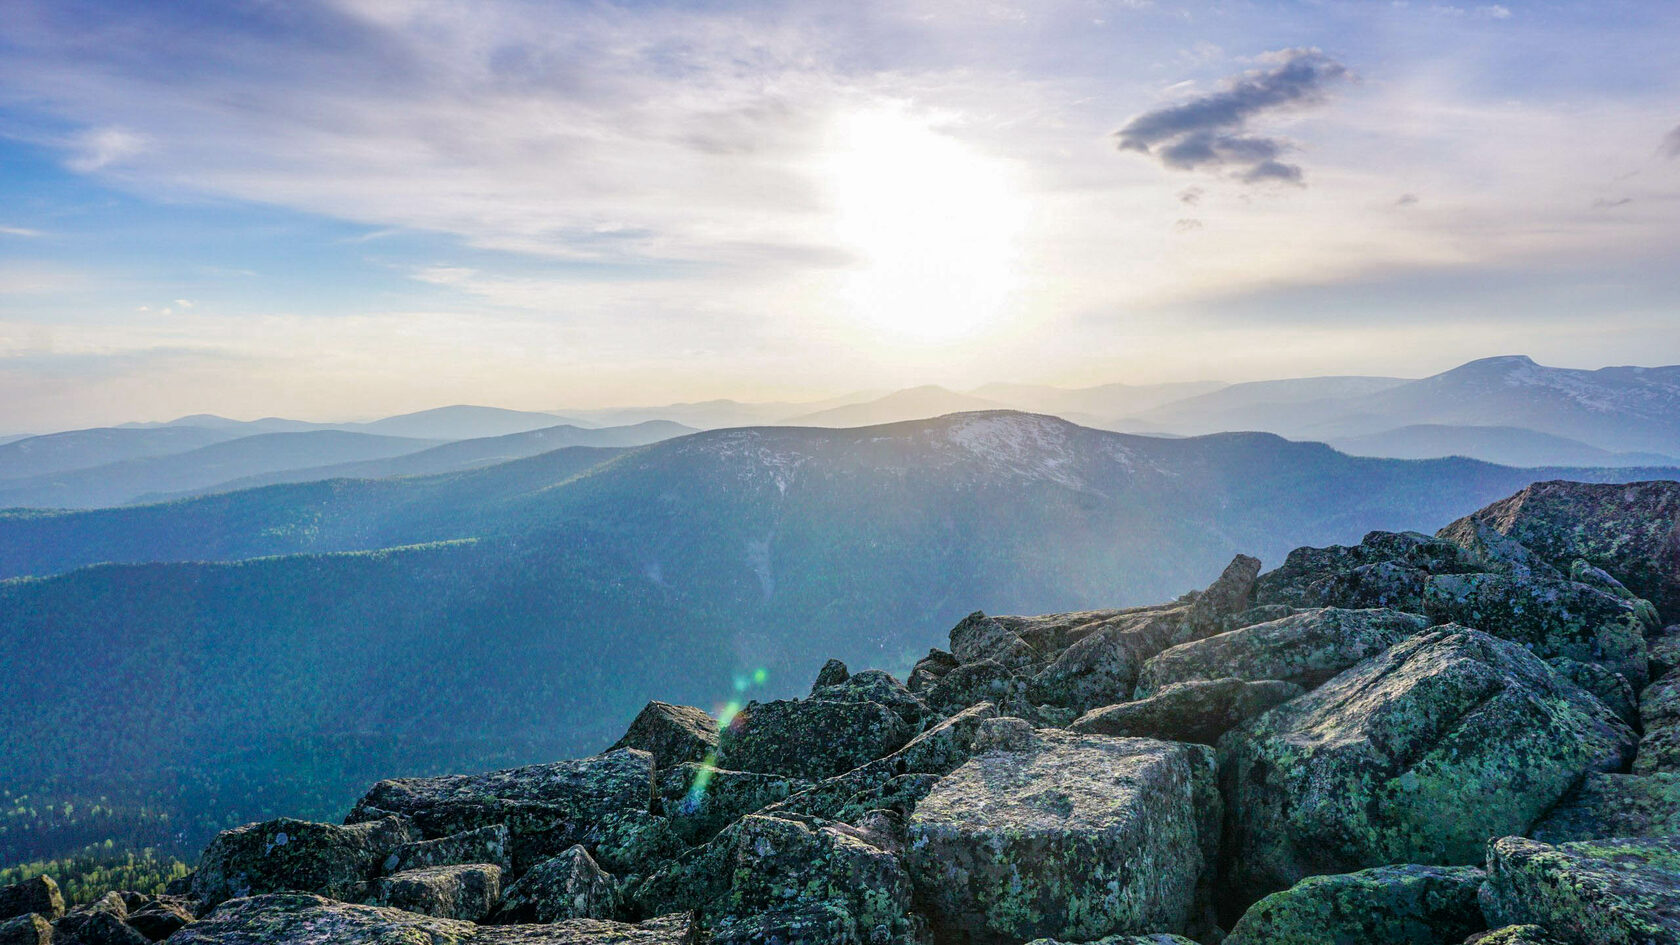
left=1530, top=773, right=1680, bottom=844
left=190, top=817, right=417, bottom=907
left=1480, top=836, right=1680, bottom=945
left=1069, top=678, right=1303, bottom=745
left=1439, top=479, right=1680, bottom=623
left=0, top=876, right=64, bottom=922
left=904, top=729, right=1220, bottom=944
left=607, top=702, right=718, bottom=770
left=1220, top=627, right=1635, bottom=908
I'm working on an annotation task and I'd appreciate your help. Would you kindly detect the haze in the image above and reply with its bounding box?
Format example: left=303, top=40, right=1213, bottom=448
left=3, top=0, right=1679, bottom=431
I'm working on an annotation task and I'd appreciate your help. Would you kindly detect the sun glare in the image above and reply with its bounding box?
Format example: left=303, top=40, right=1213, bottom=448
left=823, top=106, right=1028, bottom=343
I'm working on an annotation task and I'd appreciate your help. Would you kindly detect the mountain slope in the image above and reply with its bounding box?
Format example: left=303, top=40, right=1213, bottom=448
left=3, top=411, right=1676, bottom=861
left=1125, top=375, right=1411, bottom=434
left=138, top=421, right=694, bottom=502
left=1327, top=424, right=1680, bottom=468
left=0, top=431, right=443, bottom=509
left=0, top=426, right=244, bottom=481
left=346, top=405, right=585, bottom=439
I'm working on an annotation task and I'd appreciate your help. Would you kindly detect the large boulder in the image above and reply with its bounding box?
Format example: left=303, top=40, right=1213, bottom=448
left=1531, top=773, right=1680, bottom=843
left=0, top=914, right=50, bottom=945
left=123, top=897, right=194, bottom=940
left=904, top=729, right=1220, bottom=944
left=636, top=812, right=914, bottom=944
left=1224, top=864, right=1486, bottom=945
left=190, top=815, right=417, bottom=907
left=1255, top=531, right=1484, bottom=606
left=168, top=893, right=690, bottom=944
left=923, top=659, right=1026, bottom=716
left=607, top=701, right=719, bottom=770
left=715, top=696, right=913, bottom=780
left=1221, top=627, right=1635, bottom=907
left=656, top=763, right=808, bottom=844
left=495, top=845, right=620, bottom=923
left=1069, top=678, right=1303, bottom=745
left=1182, top=553, right=1262, bottom=640
left=1440, top=479, right=1680, bottom=623
left=388, top=824, right=513, bottom=873
left=369, top=864, right=502, bottom=922
left=52, top=909, right=149, bottom=945
left=1480, top=835, right=1680, bottom=945
left=347, top=749, right=670, bottom=873
left=0, top=877, right=63, bottom=922
left=1135, top=608, right=1430, bottom=696
left=1637, top=669, right=1680, bottom=775
left=1024, top=609, right=1188, bottom=713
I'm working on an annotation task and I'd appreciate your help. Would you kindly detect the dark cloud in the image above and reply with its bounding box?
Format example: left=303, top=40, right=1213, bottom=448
left=1178, top=186, right=1204, bottom=205
left=1174, top=218, right=1204, bottom=232
left=1593, top=197, right=1633, bottom=209
left=1395, top=193, right=1420, bottom=206
left=1116, top=48, right=1348, bottom=185
left=1662, top=124, right=1680, bottom=159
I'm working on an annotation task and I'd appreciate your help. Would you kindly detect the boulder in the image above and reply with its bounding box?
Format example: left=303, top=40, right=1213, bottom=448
left=1480, top=835, right=1680, bottom=945
left=905, top=648, right=958, bottom=693
left=370, top=864, right=502, bottom=922
left=1223, top=864, right=1485, bottom=945
left=496, top=845, right=619, bottom=923
left=1651, top=627, right=1680, bottom=680
left=388, top=824, right=513, bottom=873
left=1134, top=608, right=1431, bottom=696
left=0, top=914, right=50, bottom=945
left=170, top=893, right=689, bottom=944
left=1182, top=553, right=1262, bottom=640
left=703, top=814, right=914, bottom=945
left=607, top=702, right=719, bottom=770
left=347, top=750, right=669, bottom=873
left=1470, top=926, right=1569, bottom=944
left=1531, top=773, right=1680, bottom=843
left=123, top=898, right=194, bottom=940
left=1069, top=678, right=1303, bottom=745
left=811, top=669, right=926, bottom=727
left=949, top=611, right=1040, bottom=669
left=0, top=877, right=64, bottom=922
left=1439, top=479, right=1680, bottom=623
left=656, top=763, right=808, bottom=844
left=1221, top=627, right=1636, bottom=907
left=904, top=729, right=1220, bottom=943
left=190, top=815, right=417, bottom=907
left=1014, top=928, right=1202, bottom=934
left=165, top=893, right=471, bottom=944
left=52, top=910, right=148, bottom=945
left=1255, top=531, right=1483, bottom=606
left=1637, top=669, right=1680, bottom=775
left=1546, top=657, right=1638, bottom=727
left=1025, top=609, right=1189, bottom=713
left=764, top=702, right=998, bottom=824
left=716, top=696, right=912, bottom=781
left=812, top=658, right=850, bottom=690
left=923, top=659, right=1025, bottom=716
left=1023, top=937, right=1197, bottom=945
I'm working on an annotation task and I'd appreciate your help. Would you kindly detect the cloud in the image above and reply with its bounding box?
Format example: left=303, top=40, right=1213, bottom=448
left=65, top=126, right=148, bottom=172
left=1593, top=197, right=1633, bottom=209
left=1115, top=48, right=1349, bottom=185
left=1177, top=186, right=1203, bottom=205
left=1662, top=125, right=1680, bottom=159
left=0, top=225, right=44, bottom=237
left=1395, top=193, right=1420, bottom=206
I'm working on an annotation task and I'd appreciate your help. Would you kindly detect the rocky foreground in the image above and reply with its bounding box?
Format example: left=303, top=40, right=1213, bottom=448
left=4, top=478, right=1680, bottom=945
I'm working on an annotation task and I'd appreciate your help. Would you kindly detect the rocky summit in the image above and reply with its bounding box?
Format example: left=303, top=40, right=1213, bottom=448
left=4, top=479, right=1680, bottom=944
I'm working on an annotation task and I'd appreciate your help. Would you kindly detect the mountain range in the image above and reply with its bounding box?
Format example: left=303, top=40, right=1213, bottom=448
left=3, top=409, right=1676, bottom=865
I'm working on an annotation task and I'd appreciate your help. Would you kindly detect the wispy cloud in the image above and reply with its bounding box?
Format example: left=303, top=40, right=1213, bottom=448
left=0, top=225, right=44, bottom=237
left=1115, top=48, right=1350, bottom=185
left=1662, top=124, right=1680, bottom=159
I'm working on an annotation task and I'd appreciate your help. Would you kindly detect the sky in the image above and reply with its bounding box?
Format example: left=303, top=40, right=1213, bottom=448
left=1, top=0, right=1678, bottom=430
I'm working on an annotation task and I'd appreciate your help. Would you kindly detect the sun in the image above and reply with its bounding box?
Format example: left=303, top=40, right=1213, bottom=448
left=822, top=105, right=1028, bottom=343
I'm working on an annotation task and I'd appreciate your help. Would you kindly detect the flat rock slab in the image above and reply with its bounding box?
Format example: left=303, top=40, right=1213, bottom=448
left=715, top=697, right=912, bottom=781
left=1135, top=608, right=1431, bottom=695
left=1070, top=678, right=1303, bottom=745
left=1223, top=864, right=1485, bottom=945
left=1221, top=627, right=1635, bottom=906
left=905, top=729, right=1219, bottom=944
left=389, top=824, right=513, bottom=873
left=1481, top=835, right=1680, bottom=945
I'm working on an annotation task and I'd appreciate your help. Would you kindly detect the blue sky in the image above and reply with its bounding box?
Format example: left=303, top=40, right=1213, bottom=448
left=1, top=0, right=1678, bottom=429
